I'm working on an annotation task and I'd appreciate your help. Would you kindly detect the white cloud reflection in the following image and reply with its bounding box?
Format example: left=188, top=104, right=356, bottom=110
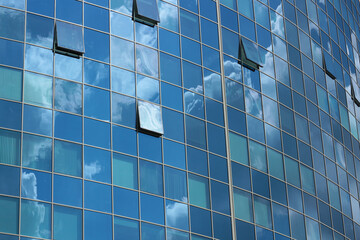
left=166, top=200, right=188, bottom=229
left=22, top=171, right=38, bottom=199
left=138, top=101, right=163, bottom=134
left=84, top=161, right=102, bottom=179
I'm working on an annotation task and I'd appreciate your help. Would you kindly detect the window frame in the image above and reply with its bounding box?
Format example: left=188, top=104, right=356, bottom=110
left=137, top=100, right=164, bottom=136
left=239, top=37, right=262, bottom=71
left=132, top=0, right=160, bottom=27
left=53, top=21, right=85, bottom=58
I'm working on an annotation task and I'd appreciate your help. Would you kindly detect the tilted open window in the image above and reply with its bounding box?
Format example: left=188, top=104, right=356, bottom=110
left=138, top=100, right=163, bottom=136
left=133, top=0, right=160, bottom=27
left=323, top=51, right=336, bottom=79
left=351, top=79, right=360, bottom=107
left=54, top=21, right=85, bottom=58
left=239, top=37, right=262, bottom=71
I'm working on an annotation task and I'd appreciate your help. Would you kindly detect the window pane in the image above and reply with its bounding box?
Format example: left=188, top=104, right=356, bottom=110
left=54, top=140, right=82, bottom=177
left=229, top=132, right=248, bottom=165
left=85, top=28, right=109, bottom=63
left=84, top=59, right=110, bottom=88
left=21, top=199, right=51, bottom=239
left=138, top=101, right=163, bottom=135
left=166, top=200, right=189, bottom=231
left=23, top=105, right=52, bottom=136
left=0, top=7, right=24, bottom=41
left=165, top=167, right=187, bottom=202
left=114, top=217, right=139, bottom=240
left=54, top=111, right=82, bottom=143
left=0, top=196, right=18, bottom=234
left=55, top=53, right=82, bottom=82
left=186, top=116, right=206, bottom=150
left=140, top=160, right=163, bottom=195
left=134, top=0, right=160, bottom=25
left=0, top=99, right=21, bottom=130
left=233, top=188, right=253, bottom=222
left=56, top=21, right=84, bottom=54
left=85, top=211, right=112, bottom=240
left=141, top=193, right=164, bottom=225
left=84, top=146, right=111, bottom=183
left=84, top=118, right=111, bottom=149
left=188, top=174, right=210, bottom=209
left=0, top=38, right=23, bottom=68
left=24, top=71, right=52, bottom=108
left=0, top=165, right=19, bottom=196
left=55, top=79, right=82, bottom=114
left=137, top=74, right=160, bottom=103
left=113, top=187, right=139, bottom=218
left=136, top=44, right=158, bottom=77
left=54, top=205, right=82, bottom=240
left=0, top=66, right=22, bottom=101
left=111, top=36, right=134, bottom=70
left=54, top=174, right=82, bottom=207
left=84, top=180, right=112, bottom=213
left=241, top=38, right=262, bottom=67
left=0, top=129, right=20, bottom=165
left=254, top=196, right=272, bottom=229
left=84, top=85, right=110, bottom=121
left=113, top=153, right=138, bottom=189
left=21, top=169, right=51, bottom=202
left=25, top=45, right=53, bottom=75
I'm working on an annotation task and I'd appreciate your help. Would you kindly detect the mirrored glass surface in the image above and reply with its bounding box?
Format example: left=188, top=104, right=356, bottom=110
left=85, top=28, right=109, bottom=62
left=0, top=38, right=23, bottom=68
left=84, top=85, right=110, bottom=121
left=84, top=146, right=111, bottom=183
left=111, top=36, right=134, bottom=70
left=134, top=0, right=160, bottom=25
left=23, top=105, right=52, bottom=136
left=56, top=21, right=84, bottom=54
left=53, top=174, right=82, bottom=207
left=0, top=196, right=19, bottom=234
left=84, top=180, right=112, bottom=213
left=138, top=100, right=163, bottom=135
left=54, top=140, right=82, bottom=177
left=0, top=7, right=24, bottom=41
left=84, top=211, right=112, bottom=240
left=21, top=169, right=51, bottom=202
left=0, top=99, right=21, bottom=130
left=26, top=13, right=53, bottom=48
left=55, top=79, right=82, bottom=114
left=137, top=74, right=160, bottom=103
left=25, top=45, right=53, bottom=75
left=53, top=205, right=82, bottom=240
left=55, top=54, right=82, bottom=82
left=24, top=71, right=52, bottom=108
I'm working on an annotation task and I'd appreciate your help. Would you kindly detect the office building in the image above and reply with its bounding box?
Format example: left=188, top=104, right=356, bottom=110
left=0, top=0, right=360, bottom=239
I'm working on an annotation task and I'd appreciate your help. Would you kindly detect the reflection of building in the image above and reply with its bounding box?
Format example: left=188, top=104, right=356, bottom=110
left=1, top=0, right=360, bottom=239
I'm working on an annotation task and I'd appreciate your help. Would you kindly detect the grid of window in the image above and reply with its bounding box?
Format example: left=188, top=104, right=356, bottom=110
left=1, top=0, right=360, bottom=239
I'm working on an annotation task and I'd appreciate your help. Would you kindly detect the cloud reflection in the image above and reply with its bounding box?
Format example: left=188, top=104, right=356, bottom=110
left=84, top=161, right=102, bottom=179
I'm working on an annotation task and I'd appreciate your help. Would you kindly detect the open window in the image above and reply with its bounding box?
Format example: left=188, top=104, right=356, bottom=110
left=239, top=37, right=262, bottom=71
left=54, top=21, right=85, bottom=58
left=323, top=51, right=336, bottom=79
left=137, top=100, right=163, bottom=136
left=351, top=79, right=360, bottom=107
left=133, top=0, right=160, bottom=27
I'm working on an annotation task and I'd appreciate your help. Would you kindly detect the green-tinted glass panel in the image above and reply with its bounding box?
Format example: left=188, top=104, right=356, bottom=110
left=24, top=71, right=52, bottom=108
left=54, top=140, right=82, bottom=177
left=328, top=181, right=341, bottom=210
left=0, top=129, right=20, bottom=165
left=0, top=196, right=18, bottom=234
left=229, top=132, right=248, bottom=165
left=268, top=149, right=284, bottom=180
left=113, top=153, right=138, bottom=189
left=349, top=113, right=358, bottom=139
left=238, top=0, right=253, bottom=19
left=285, top=156, right=300, bottom=187
left=22, top=133, right=52, bottom=171
left=241, top=38, right=261, bottom=66
left=339, top=105, right=349, bottom=131
left=0, top=66, right=22, bottom=101
left=21, top=199, right=51, bottom=239
left=316, top=86, right=328, bottom=113
left=300, top=165, right=315, bottom=195
left=54, top=205, right=82, bottom=240
left=233, top=188, right=253, bottom=222
left=188, top=174, right=210, bottom=209
left=254, top=196, right=272, bottom=228
left=249, top=140, right=267, bottom=172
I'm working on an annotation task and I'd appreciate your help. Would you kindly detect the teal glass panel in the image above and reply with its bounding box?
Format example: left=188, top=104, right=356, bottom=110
left=0, top=129, right=20, bottom=165
left=254, top=196, right=272, bottom=228
left=141, top=222, right=165, bottom=240
left=339, top=105, right=349, bottom=131
left=233, top=188, right=253, bottom=222
left=21, top=199, right=51, bottom=239
left=22, top=133, right=51, bottom=171
left=54, top=205, right=82, bottom=240
left=54, top=140, right=82, bottom=177
left=140, top=160, right=163, bottom=195
left=300, top=165, right=315, bottom=195
left=285, top=156, right=300, bottom=187
left=114, top=217, right=140, bottom=240
left=188, top=174, right=210, bottom=209
left=113, top=153, right=138, bottom=189
left=55, top=79, right=82, bottom=114
left=0, top=66, right=22, bottom=101
left=229, top=132, right=248, bottom=165
left=306, top=217, right=320, bottom=240
left=55, top=54, right=82, bottom=82
left=24, top=71, right=52, bottom=108
left=137, top=74, right=160, bottom=103
left=328, top=181, right=341, bottom=210
left=316, top=86, right=329, bottom=113
left=268, top=149, right=284, bottom=180
left=0, top=196, right=18, bottom=234
left=249, top=140, right=267, bottom=172
left=238, top=0, right=254, bottom=19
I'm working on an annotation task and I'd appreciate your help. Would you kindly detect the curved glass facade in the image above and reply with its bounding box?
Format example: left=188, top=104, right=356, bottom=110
left=0, top=0, right=360, bottom=239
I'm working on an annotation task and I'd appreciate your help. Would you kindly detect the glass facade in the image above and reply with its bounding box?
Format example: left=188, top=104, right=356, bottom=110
left=1, top=0, right=360, bottom=239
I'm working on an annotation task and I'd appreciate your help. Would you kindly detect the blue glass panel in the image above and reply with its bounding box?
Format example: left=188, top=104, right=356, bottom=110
left=26, top=13, right=53, bottom=48
left=112, top=93, right=136, bottom=128
left=211, top=181, right=230, bottom=214
left=232, top=162, right=251, bottom=190
left=201, top=18, right=218, bottom=49
left=167, top=229, right=189, bottom=240
left=111, top=11, right=134, bottom=40
left=236, top=220, right=255, bottom=240
left=136, top=45, right=158, bottom=77
left=20, top=199, right=51, bottom=239
left=56, top=21, right=84, bottom=54
left=288, top=185, right=303, bottom=212
left=158, top=1, right=178, bottom=32
left=222, top=27, right=239, bottom=58
left=163, top=139, right=185, bottom=169
left=213, top=213, right=232, bottom=240
left=227, top=107, right=246, bottom=135
left=84, top=146, right=111, bottom=183
left=140, top=160, right=163, bottom=195
left=25, top=45, right=53, bottom=75
left=0, top=39, right=23, bottom=68
left=54, top=140, right=82, bottom=177
left=141, top=193, right=164, bottom=225
left=273, top=203, right=290, bottom=236
left=247, top=116, right=265, bottom=143
left=85, top=28, right=109, bottom=63
left=0, top=100, right=21, bottom=130
left=114, top=217, right=139, bottom=240
left=185, top=90, right=204, bottom=118
left=208, top=122, right=226, bottom=155
left=186, top=116, right=206, bottom=150
left=160, top=53, right=181, bottom=86
left=199, top=0, right=217, bottom=21
left=139, top=133, right=162, bottom=162
left=84, top=59, right=110, bottom=88
left=0, top=165, right=19, bottom=196
left=135, top=22, right=157, bottom=48
left=53, top=205, right=82, bottom=240
left=0, top=0, right=24, bottom=9
left=180, top=9, right=199, bottom=40
left=183, top=61, right=203, bottom=93
left=54, top=175, right=82, bottom=207
left=55, top=54, right=82, bottom=82
left=111, top=36, right=134, bottom=70
left=166, top=200, right=189, bottom=231
left=114, top=187, right=139, bottom=218
left=165, top=167, right=187, bottom=202
left=55, top=79, right=82, bottom=114
left=137, top=75, right=160, bottom=103
left=190, top=207, right=212, bottom=237
left=84, top=86, right=110, bottom=121
left=54, top=111, right=82, bottom=143
left=23, top=105, right=52, bottom=136
left=84, top=118, right=111, bottom=149
left=270, top=177, right=287, bottom=205
left=182, top=37, right=201, bottom=65
left=209, top=154, right=228, bottom=182
left=252, top=170, right=269, bottom=198
left=161, top=82, right=183, bottom=111
left=85, top=180, right=112, bottom=213
left=27, top=0, right=53, bottom=17
left=163, top=108, right=184, bottom=142
left=141, top=222, right=165, bottom=240
left=290, top=210, right=306, bottom=240
left=0, top=7, right=24, bottom=41
left=56, top=0, right=82, bottom=24
left=159, top=28, right=180, bottom=56
left=187, top=146, right=208, bottom=176
left=85, top=3, right=109, bottom=32
left=21, top=169, right=51, bottom=202
left=111, top=66, right=135, bottom=96
left=85, top=211, right=112, bottom=240
left=22, top=133, right=51, bottom=171
left=112, top=125, right=137, bottom=155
